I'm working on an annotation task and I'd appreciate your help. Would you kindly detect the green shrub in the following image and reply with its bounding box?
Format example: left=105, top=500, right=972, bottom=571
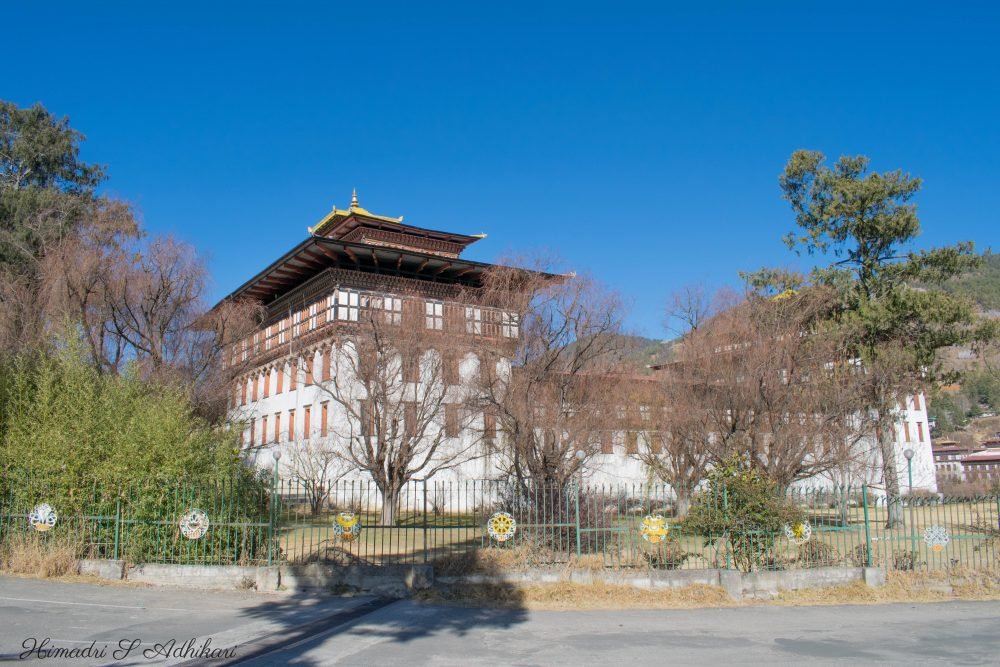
left=0, top=340, right=272, bottom=565
left=682, top=455, right=803, bottom=572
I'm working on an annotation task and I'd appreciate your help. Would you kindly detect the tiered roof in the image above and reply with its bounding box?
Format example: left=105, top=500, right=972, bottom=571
left=221, top=191, right=495, bottom=306
left=309, top=189, right=486, bottom=258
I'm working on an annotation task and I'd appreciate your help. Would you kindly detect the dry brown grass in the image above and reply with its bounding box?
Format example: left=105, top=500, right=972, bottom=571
left=418, top=570, right=1000, bottom=610
left=0, top=533, right=83, bottom=578
left=772, top=569, right=1000, bottom=606
left=518, top=582, right=735, bottom=610
left=417, top=581, right=735, bottom=610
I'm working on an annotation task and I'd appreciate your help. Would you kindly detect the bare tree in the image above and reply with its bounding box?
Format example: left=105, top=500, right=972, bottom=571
left=657, top=287, right=871, bottom=489
left=0, top=195, right=118, bottom=357
left=287, top=436, right=350, bottom=516
left=466, top=262, right=629, bottom=488
left=26, top=199, right=262, bottom=420
left=39, top=198, right=139, bottom=372
left=629, top=374, right=712, bottom=518
left=319, top=292, right=482, bottom=525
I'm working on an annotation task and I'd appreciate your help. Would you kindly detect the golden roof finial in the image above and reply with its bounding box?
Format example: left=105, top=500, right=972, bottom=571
left=351, top=188, right=359, bottom=209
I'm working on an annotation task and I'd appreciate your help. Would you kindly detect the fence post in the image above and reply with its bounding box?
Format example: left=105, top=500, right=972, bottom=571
left=574, top=482, right=582, bottom=560
left=422, top=480, right=429, bottom=564
left=862, top=485, right=872, bottom=567
left=723, top=485, right=731, bottom=570
left=268, top=469, right=279, bottom=567
left=113, top=495, right=121, bottom=561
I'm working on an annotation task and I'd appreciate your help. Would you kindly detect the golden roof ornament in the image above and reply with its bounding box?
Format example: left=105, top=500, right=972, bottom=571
left=351, top=188, right=359, bottom=209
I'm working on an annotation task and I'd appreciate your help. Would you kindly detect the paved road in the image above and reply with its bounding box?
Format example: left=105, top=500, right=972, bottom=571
left=0, top=576, right=377, bottom=665
left=237, top=599, right=1000, bottom=666
left=2, top=576, right=999, bottom=665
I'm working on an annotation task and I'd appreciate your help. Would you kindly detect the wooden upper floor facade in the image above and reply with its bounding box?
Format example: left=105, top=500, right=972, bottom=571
left=217, top=193, right=526, bottom=370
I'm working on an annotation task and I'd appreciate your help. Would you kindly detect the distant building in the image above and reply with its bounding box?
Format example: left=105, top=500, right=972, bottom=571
left=932, top=439, right=977, bottom=483
left=960, top=449, right=1000, bottom=483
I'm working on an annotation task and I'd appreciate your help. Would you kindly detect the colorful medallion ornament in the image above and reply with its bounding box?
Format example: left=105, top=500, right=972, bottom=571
left=639, top=515, right=670, bottom=544
left=29, top=504, right=57, bottom=532
left=487, top=512, right=517, bottom=542
left=334, top=512, right=362, bottom=542
left=923, top=525, right=950, bottom=552
left=179, top=509, right=210, bottom=540
left=783, top=521, right=812, bottom=545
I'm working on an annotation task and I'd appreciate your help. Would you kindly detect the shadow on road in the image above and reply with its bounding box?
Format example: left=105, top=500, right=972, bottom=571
left=225, top=549, right=527, bottom=666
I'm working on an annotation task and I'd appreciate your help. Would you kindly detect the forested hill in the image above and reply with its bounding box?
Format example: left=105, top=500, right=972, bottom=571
left=940, top=252, right=1000, bottom=312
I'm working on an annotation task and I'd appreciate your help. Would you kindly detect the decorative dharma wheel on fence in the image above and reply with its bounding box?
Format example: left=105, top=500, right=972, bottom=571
left=334, top=512, right=362, bottom=542
left=179, top=509, right=210, bottom=540
left=923, top=525, right=950, bottom=552
left=487, top=512, right=517, bottom=542
left=29, top=504, right=58, bottom=532
left=639, top=515, right=670, bottom=544
left=783, top=521, right=812, bottom=545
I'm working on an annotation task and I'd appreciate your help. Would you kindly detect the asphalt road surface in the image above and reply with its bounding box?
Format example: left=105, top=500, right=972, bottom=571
left=1, top=575, right=998, bottom=665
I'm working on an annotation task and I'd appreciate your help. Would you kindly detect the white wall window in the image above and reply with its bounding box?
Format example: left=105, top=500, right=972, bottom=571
left=278, top=317, right=287, bottom=345
left=465, top=306, right=482, bottom=335
left=501, top=311, right=519, bottom=338
left=292, top=311, right=302, bottom=337
left=308, top=302, right=319, bottom=330
left=326, top=293, right=336, bottom=322
left=383, top=296, right=402, bottom=325
left=338, top=289, right=359, bottom=321
left=426, top=301, right=444, bottom=330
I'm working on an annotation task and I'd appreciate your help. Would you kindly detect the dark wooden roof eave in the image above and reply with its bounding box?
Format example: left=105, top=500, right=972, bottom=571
left=215, top=236, right=503, bottom=308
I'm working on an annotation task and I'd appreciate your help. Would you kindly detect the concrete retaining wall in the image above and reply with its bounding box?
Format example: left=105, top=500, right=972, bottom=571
left=77, top=559, right=124, bottom=581
left=438, top=567, right=720, bottom=591
left=278, top=563, right=433, bottom=597
left=76, top=559, right=433, bottom=598
left=76, top=558, right=885, bottom=600
left=126, top=563, right=264, bottom=590
left=438, top=566, right=886, bottom=600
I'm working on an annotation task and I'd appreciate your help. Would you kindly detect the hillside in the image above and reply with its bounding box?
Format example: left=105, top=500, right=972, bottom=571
left=939, top=251, right=1000, bottom=312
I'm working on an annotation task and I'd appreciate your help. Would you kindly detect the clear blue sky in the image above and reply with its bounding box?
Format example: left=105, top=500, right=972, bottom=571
left=5, top=1, right=998, bottom=336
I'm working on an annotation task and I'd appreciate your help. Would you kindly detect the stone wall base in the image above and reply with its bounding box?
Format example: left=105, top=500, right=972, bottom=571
left=75, top=559, right=432, bottom=598
left=438, top=566, right=887, bottom=600
left=75, top=559, right=886, bottom=600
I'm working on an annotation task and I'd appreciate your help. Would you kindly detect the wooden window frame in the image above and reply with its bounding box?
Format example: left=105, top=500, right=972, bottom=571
left=445, top=404, right=459, bottom=438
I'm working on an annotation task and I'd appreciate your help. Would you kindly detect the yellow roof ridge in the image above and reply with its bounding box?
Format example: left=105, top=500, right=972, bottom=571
left=309, top=203, right=404, bottom=236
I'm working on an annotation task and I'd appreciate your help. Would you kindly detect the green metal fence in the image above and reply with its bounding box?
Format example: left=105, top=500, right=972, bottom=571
left=2, top=471, right=999, bottom=574
left=0, top=471, right=273, bottom=566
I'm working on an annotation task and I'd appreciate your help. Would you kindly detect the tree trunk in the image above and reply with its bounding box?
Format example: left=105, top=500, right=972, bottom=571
left=836, top=485, right=850, bottom=526
left=674, top=487, right=692, bottom=519
left=310, top=486, right=327, bottom=517
left=876, top=419, right=903, bottom=528
left=379, top=484, right=401, bottom=526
